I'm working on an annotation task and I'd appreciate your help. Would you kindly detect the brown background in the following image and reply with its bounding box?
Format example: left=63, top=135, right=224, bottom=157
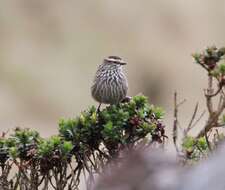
left=0, top=0, right=224, bottom=137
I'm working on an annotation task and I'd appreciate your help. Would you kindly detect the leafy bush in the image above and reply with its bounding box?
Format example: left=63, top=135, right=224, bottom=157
left=0, top=95, right=165, bottom=189
left=1, top=46, right=225, bottom=189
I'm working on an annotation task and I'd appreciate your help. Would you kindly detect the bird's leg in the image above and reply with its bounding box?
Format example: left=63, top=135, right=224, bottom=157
left=97, top=103, right=102, bottom=113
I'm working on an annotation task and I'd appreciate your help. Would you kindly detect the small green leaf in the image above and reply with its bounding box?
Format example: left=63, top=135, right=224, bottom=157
left=80, top=114, right=86, bottom=125
left=9, top=147, right=18, bottom=158
left=152, top=106, right=165, bottom=119
left=219, top=64, right=225, bottom=75
left=197, top=137, right=208, bottom=150
left=90, top=112, right=97, bottom=124
left=104, top=121, right=113, bottom=131
left=182, top=136, right=195, bottom=152
left=50, top=136, right=61, bottom=146
left=192, top=53, right=201, bottom=63
left=61, top=141, right=73, bottom=154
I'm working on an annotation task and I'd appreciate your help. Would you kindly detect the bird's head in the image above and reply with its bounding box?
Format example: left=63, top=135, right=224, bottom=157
left=103, top=56, right=127, bottom=69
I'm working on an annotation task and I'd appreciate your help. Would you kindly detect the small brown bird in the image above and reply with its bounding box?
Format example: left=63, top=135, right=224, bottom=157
left=91, top=56, right=128, bottom=111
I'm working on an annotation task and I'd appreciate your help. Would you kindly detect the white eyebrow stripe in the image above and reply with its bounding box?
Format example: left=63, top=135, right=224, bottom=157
left=106, top=58, right=120, bottom=62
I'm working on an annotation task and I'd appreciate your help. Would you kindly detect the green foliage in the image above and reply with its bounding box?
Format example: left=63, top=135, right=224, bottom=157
left=38, top=138, right=57, bottom=157
left=219, top=63, right=225, bottom=75
left=152, top=106, right=165, bottom=119
left=0, top=95, right=165, bottom=189
left=3, top=128, right=41, bottom=160
left=58, top=95, right=165, bottom=154
left=131, top=95, right=148, bottom=108
left=37, top=135, right=73, bottom=158
left=61, top=141, right=73, bottom=155
left=192, top=46, right=225, bottom=81
left=197, top=137, right=208, bottom=150
left=0, top=95, right=165, bottom=166
left=182, top=136, right=209, bottom=161
left=58, top=118, right=79, bottom=141
left=12, top=128, right=40, bottom=145
left=9, top=147, right=18, bottom=159
left=192, top=53, right=201, bottom=64
left=182, top=136, right=195, bottom=152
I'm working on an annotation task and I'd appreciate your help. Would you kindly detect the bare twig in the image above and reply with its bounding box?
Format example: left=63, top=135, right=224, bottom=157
left=205, top=85, right=222, bottom=98
left=204, top=129, right=212, bottom=151
left=199, top=63, right=209, bottom=72
left=217, top=93, right=224, bottom=110
left=196, top=71, right=225, bottom=138
left=185, top=103, right=199, bottom=135
left=205, top=75, right=214, bottom=115
left=173, top=92, right=179, bottom=153
left=189, top=110, right=206, bottom=130
left=197, top=97, right=225, bottom=138
left=177, top=99, right=186, bottom=107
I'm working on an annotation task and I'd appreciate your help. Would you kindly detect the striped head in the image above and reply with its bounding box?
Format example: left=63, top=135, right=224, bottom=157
left=104, top=56, right=126, bottom=65
left=100, top=56, right=127, bottom=71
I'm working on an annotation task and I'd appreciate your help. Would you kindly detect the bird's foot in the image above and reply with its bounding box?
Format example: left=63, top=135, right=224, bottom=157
left=97, top=103, right=102, bottom=113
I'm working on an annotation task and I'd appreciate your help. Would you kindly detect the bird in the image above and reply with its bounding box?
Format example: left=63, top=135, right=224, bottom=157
left=91, top=56, right=128, bottom=111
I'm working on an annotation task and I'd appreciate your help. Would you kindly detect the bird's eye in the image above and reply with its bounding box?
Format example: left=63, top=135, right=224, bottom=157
left=111, top=61, right=120, bottom=64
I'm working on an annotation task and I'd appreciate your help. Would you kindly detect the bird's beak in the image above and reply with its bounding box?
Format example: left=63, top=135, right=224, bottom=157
left=119, top=60, right=127, bottom=65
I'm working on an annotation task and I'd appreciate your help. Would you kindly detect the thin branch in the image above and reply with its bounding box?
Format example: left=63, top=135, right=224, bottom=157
left=204, top=129, right=212, bottom=151
left=185, top=103, right=199, bottom=135
left=205, top=85, right=222, bottom=98
left=217, top=93, right=224, bottom=110
left=196, top=73, right=225, bottom=138
left=49, top=175, right=57, bottom=190
left=199, top=63, right=209, bottom=72
left=38, top=174, right=45, bottom=186
left=172, top=91, right=186, bottom=154
left=177, top=99, right=186, bottom=107
left=197, top=97, right=225, bottom=138
left=173, top=92, right=179, bottom=153
left=213, top=123, right=225, bottom=128
left=189, top=110, right=206, bottom=130
left=205, top=75, right=214, bottom=115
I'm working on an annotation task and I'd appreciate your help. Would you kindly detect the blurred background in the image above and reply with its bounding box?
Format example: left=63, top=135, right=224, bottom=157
left=0, top=0, right=225, bottom=137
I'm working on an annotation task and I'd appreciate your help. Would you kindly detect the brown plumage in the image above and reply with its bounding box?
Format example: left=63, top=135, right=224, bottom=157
left=91, top=56, right=128, bottom=109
